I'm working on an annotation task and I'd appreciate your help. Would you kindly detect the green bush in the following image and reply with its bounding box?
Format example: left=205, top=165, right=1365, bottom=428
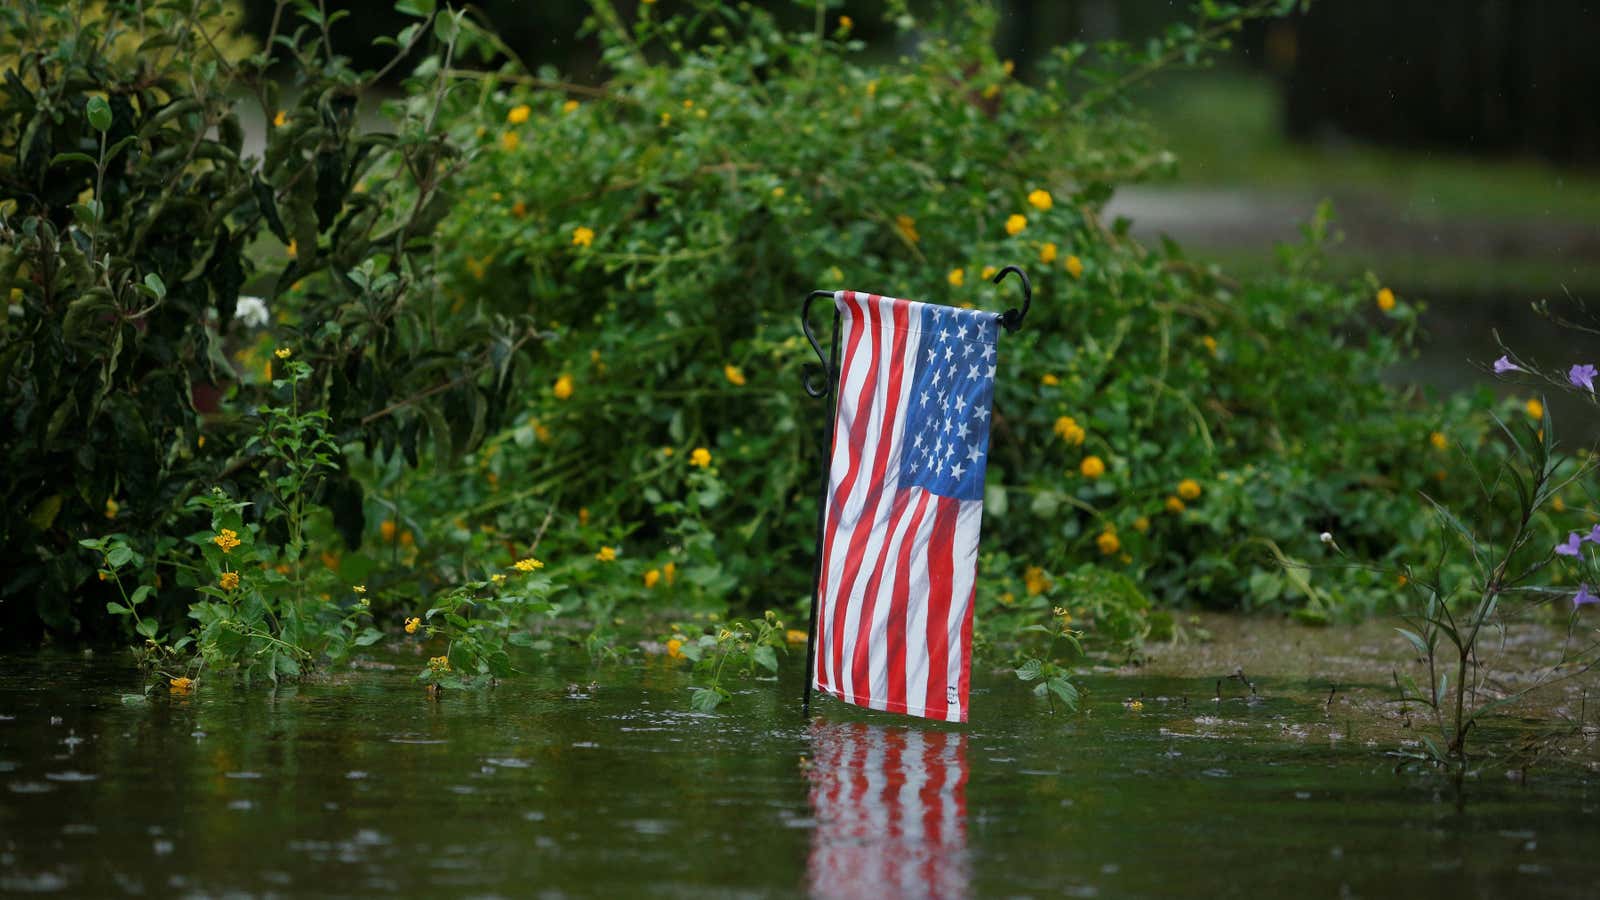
left=0, top=0, right=522, bottom=642
left=389, top=0, right=1502, bottom=644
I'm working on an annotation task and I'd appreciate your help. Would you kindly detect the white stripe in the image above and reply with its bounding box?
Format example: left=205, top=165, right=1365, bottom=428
left=944, top=499, right=984, bottom=721
left=839, top=296, right=917, bottom=705
left=819, top=294, right=876, bottom=693
left=901, top=492, right=939, bottom=712
left=817, top=294, right=864, bottom=692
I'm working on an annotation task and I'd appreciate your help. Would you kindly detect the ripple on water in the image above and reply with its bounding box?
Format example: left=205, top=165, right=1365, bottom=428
left=44, top=771, right=96, bottom=782
left=7, top=782, right=52, bottom=794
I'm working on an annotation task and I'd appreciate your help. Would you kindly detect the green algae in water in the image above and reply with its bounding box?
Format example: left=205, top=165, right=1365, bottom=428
left=1, top=638, right=1598, bottom=897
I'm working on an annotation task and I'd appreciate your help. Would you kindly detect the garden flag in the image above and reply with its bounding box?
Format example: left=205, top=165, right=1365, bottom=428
left=812, top=290, right=1000, bottom=723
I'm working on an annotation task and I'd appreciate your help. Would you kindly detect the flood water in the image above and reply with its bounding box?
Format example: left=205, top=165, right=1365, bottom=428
left=3, top=620, right=1599, bottom=898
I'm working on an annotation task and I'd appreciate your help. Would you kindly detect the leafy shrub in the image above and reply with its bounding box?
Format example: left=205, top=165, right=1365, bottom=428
left=0, top=0, right=524, bottom=641
left=398, top=0, right=1497, bottom=642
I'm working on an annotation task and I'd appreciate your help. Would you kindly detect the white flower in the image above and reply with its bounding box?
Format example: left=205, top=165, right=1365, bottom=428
left=1319, top=532, right=1334, bottom=545
left=235, top=295, right=269, bottom=328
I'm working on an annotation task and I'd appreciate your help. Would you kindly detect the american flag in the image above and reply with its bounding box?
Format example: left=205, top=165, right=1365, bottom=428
left=813, top=290, right=1000, bottom=723
left=807, top=720, right=970, bottom=900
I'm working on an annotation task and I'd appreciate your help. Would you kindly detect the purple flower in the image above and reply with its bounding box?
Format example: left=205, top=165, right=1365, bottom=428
left=1574, top=584, right=1598, bottom=609
left=1587, top=525, right=1600, bottom=544
left=1555, top=532, right=1584, bottom=557
left=1493, top=355, right=1523, bottom=374
left=1570, top=363, right=1598, bottom=392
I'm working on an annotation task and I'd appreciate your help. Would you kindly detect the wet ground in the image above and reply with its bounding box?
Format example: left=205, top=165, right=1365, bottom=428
left=2, top=615, right=1598, bottom=897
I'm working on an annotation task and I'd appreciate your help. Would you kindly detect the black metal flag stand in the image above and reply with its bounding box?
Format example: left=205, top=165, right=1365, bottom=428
left=798, top=266, right=1033, bottom=716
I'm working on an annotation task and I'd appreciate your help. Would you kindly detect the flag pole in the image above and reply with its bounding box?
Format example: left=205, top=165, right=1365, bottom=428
left=800, top=290, right=841, bottom=716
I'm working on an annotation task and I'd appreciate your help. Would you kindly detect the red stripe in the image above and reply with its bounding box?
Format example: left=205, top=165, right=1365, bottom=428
left=883, top=729, right=906, bottom=897
left=815, top=292, right=873, bottom=692
left=828, top=296, right=903, bottom=702
left=919, top=731, right=947, bottom=891
left=819, top=291, right=883, bottom=688
left=922, top=496, right=958, bottom=720
left=885, top=490, right=931, bottom=714
left=841, top=299, right=913, bottom=706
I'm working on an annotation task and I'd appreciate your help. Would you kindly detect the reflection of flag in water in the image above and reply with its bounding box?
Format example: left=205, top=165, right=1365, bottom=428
left=814, top=291, right=999, bottom=723
left=807, top=720, right=970, bottom=900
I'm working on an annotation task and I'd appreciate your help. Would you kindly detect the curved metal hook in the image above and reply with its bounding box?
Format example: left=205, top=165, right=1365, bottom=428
left=994, top=265, right=1032, bottom=332
left=801, top=290, right=836, bottom=398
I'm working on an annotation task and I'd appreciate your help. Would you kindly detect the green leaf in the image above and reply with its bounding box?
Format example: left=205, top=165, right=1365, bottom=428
left=135, top=618, right=158, bottom=639
left=50, top=151, right=97, bottom=168
left=753, top=645, right=778, bottom=673
left=1016, top=658, right=1044, bottom=681
left=129, top=585, right=153, bottom=606
left=87, top=96, right=111, bottom=132
left=142, top=273, right=166, bottom=300
left=106, top=602, right=130, bottom=615
left=106, top=546, right=133, bottom=568
left=1394, top=627, right=1430, bottom=657
left=688, top=686, right=725, bottom=712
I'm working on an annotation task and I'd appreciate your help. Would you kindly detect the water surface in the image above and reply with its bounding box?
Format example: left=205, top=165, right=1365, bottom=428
left=2, top=627, right=1598, bottom=898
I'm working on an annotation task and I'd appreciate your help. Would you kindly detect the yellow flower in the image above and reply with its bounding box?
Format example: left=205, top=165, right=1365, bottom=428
left=1080, top=456, right=1105, bottom=478
left=428, top=655, right=451, bottom=673
left=405, top=617, right=421, bottom=635
left=512, top=200, right=527, bottom=218
left=1065, top=255, right=1084, bottom=279
left=380, top=520, right=397, bottom=542
left=981, top=265, right=998, bottom=280
left=644, top=569, right=662, bottom=589
left=690, top=447, right=712, bottom=468
left=491, top=573, right=507, bottom=585
left=948, top=268, right=965, bottom=287
left=500, top=131, right=520, bottom=152
left=1039, top=242, right=1058, bottom=264
left=866, top=80, right=878, bottom=98
left=572, top=226, right=595, bottom=248
left=1165, top=495, right=1186, bottom=513
left=219, top=571, right=240, bottom=591
left=1202, top=335, right=1218, bottom=355
left=211, top=529, right=241, bottom=553
left=1396, top=573, right=1409, bottom=587
left=169, top=676, right=194, bottom=693
left=1177, top=478, right=1202, bottom=501
left=104, top=497, right=119, bottom=519
left=1003, top=59, right=1016, bottom=76
left=272, top=110, right=287, bottom=128
left=894, top=214, right=920, bottom=244
left=666, top=638, right=684, bottom=659
left=1053, top=416, right=1086, bottom=445
left=1096, top=530, right=1121, bottom=555
left=1027, top=189, right=1053, bottom=211
left=1525, top=398, right=1544, bottom=419
left=1127, top=699, right=1144, bottom=712
left=1554, top=496, right=1567, bottom=512
left=839, top=15, right=853, bottom=30
left=1429, top=431, right=1448, bottom=451
left=1376, top=287, right=1396, bottom=312
left=771, top=186, right=785, bottom=199
left=595, top=546, right=617, bottom=563
left=1024, top=566, right=1050, bottom=596
left=785, top=629, right=808, bottom=645
left=999, top=591, right=1015, bottom=606
left=579, top=507, right=591, bottom=526
left=507, top=104, right=531, bottom=124
left=1041, top=373, right=1060, bottom=386
left=553, top=373, right=574, bottom=400
left=274, top=347, right=292, bottom=359
left=1004, top=214, right=1027, bottom=236
left=514, top=558, right=544, bottom=572
left=662, top=446, right=675, bottom=457
left=1133, top=516, right=1150, bottom=533
left=562, top=99, right=580, bottom=114
left=724, top=364, right=747, bottom=386
left=664, top=561, right=677, bottom=585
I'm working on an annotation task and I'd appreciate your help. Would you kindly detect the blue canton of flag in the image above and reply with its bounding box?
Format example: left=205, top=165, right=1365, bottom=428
left=900, top=305, right=1001, bottom=502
